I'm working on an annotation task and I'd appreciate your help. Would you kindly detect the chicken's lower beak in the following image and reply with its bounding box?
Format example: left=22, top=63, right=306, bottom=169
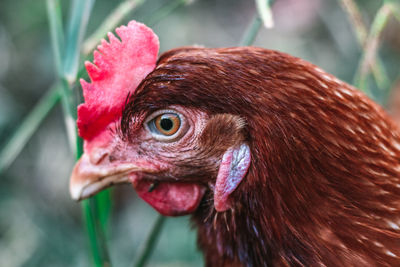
left=70, top=153, right=142, bottom=201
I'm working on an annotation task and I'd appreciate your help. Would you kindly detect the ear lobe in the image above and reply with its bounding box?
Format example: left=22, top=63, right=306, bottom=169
left=214, top=143, right=251, bottom=212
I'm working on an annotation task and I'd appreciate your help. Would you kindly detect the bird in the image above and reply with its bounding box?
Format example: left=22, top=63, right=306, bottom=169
left=70, top=21, right=400, bottom=266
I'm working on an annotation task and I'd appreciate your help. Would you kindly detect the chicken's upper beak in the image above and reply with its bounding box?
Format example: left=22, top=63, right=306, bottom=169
left=70, top=153, right=143, bottom=201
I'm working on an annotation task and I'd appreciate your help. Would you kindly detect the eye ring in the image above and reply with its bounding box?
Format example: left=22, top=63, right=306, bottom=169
left=145, top=109, right=187, bottom=141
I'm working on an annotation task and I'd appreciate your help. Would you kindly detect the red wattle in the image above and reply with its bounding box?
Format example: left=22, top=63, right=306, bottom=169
left=131, top=178, right=206, bottom=216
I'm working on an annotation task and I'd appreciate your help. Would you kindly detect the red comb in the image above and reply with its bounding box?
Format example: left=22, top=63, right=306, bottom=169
left=77, top=21, right=159, bottom=140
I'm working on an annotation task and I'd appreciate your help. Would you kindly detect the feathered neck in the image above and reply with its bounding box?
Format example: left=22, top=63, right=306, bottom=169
left=190, top=67, right=400, bottom=266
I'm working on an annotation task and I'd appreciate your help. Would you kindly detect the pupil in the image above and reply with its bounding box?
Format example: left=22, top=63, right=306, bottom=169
left=160, top=118, right=173, bottom=131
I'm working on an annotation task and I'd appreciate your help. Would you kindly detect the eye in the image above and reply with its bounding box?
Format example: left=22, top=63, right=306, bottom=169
left=146, top=110, right=186, bottom=140
left=154, top=113, right=181, bottom=135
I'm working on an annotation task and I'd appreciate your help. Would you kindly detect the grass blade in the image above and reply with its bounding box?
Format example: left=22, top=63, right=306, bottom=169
left=241, top=0, right=277, bottom=46
left=0, top=86, right=61, bottom=174
left=47, top=0, right=112, bottom=265
left=240, top=15, right=262, bottom=46
left=133, top=216, right=166, bottom=267
left=255, top=0, right=274, bottom=28
left=46, top=0, right=64, bottom=76
left=145, top=0, right=191, bottom=26
left=339, top=0, right=390, bottom=91
left=353, top=3, right=392, bottom=92
left=76, top=130, right=111, bottom=265
left=1, top=0, right=66, bottom=175
left=83, top=0, right=145, bottom=55
left=338, top=0, right=368, bottom=45
left=82, top=196, right=112, bottom=267
left=47, top=0, right=79, bottom=154
left=60, top=79, right=77, bottom=155
left=63, top=0, right=95, bottom=84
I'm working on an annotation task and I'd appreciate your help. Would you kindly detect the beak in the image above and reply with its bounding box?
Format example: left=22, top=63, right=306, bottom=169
left=70, top=153, right=142, bottom=201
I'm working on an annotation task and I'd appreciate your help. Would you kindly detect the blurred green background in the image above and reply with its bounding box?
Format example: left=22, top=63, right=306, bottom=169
left=0, top=0, right=399, bottom=266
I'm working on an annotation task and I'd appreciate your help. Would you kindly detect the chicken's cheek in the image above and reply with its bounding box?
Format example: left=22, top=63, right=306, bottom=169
left=131, top=176, right=206, bottom=216
left=214, top=143, right=251, bottom=212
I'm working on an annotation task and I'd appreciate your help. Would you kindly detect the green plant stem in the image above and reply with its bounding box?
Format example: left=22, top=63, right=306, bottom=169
left=133, top=215, right=166, bottom=267
left=47, top=0, right=112, bottom=265
left=76, top=131, right=111, bottom=265
left=60, top=78, right=78, bottom=156
left=353, top=3, right=393, bottom=92
left=339, top=0, right=367, bottom=45
left=63, top=0, right=95, bottom=84
left=241, top=0, right=276, bottom=46
left=47, top=0, right=78, bottom=155
left=46, top=0, right=64, bottom=76
left=2, top=0, right=100, bottom=174
left=145, top=0, right=190, bottom=26
left=82, top=0, right=145, bottom=55
left=82, top=196, right=112, bottom=267
left=240, top=15, right=262, bottom=46
left=0, top=86, right=61, bottom=174
left=2, top=0, right=145, bottom=172
left=339, top=0, right=390, bottom=91
left=255, top=0, right=274, bottom=28
left=387, top=1, right=400, bottom=21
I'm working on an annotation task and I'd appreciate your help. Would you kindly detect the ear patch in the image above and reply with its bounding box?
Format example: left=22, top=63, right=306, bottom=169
left=199, top=114, right=246, bottom=150
left=214, top=143, right=251, bottom=212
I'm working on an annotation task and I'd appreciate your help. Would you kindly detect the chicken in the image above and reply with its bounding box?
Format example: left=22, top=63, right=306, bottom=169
left=70, top=21, right=400, bottom=266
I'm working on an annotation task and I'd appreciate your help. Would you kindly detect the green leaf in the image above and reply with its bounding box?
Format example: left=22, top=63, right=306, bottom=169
left=47, top=0, right=112, bottom=265
left=133, top=215, right=166, bottom=267
left=240, top=15, right=262, bottom=46
left=46, top=0, right=64, bottom=76
left=353, top=3, right=393, bottom=93
left=145, top=0, right=191, bottom=27
left=82, top=0, right=145, bottom=56
left=82, top=196, right=112, bottom=267
left=255, top=0, right=274, bottom=28
left=339, top=0, right=390, bottom=91
left=63, top=0, right=95, bottom=84
left=0, top=86, right=61, bottom=173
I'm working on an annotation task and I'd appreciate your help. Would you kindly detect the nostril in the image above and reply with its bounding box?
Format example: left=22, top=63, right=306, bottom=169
left=90, top=148, right=110, bottom=164
left=109, top=155, right=116, bottom=162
